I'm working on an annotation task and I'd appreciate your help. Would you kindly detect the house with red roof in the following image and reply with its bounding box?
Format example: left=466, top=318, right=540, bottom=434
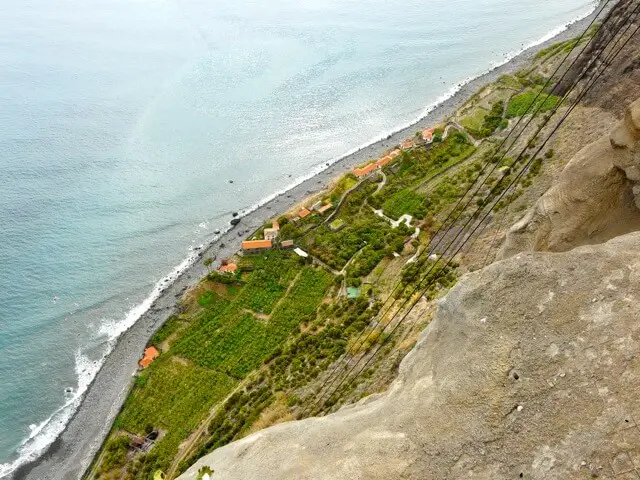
left=354, top=163, right=377, bottom=177
left=242, top=239, right=272, bottom=253
left=422, top=128, right=435, bottom=142
left=139, top=346, right=160, bottom=369
left=218, top=263, right=238, bottom=274
left=298, top=208, right=311, bottom=218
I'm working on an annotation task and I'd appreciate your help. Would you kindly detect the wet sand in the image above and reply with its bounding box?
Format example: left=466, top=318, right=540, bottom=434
left=14, top=6, right=608, bottom=479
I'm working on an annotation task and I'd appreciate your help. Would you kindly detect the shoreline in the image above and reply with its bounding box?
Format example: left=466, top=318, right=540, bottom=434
left=12, top=4, right=606, bottom=479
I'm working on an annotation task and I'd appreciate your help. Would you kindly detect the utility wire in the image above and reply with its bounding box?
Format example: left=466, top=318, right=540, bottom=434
left=301, top=0, right=618, bottom=417
left=323, top=9, right=640, bottom=412
left=310, top=1, right=640, bottom=415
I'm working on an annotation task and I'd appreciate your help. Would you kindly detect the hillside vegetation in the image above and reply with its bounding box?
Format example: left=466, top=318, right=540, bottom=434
left=89, top=29, right=582, bottom=480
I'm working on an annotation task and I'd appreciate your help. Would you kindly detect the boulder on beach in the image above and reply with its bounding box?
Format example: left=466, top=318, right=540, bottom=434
left=230, top=218, right=241, bottom=226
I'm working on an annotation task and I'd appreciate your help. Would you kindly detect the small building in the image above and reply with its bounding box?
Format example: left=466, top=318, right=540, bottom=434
left=271, top=220, right=280, bottom=231
left=218, top=263, right=238, bottom=274
left=242, top=239, right=272, bottom=253
left=293, top=247, right=309, bottom=258
left=346, top=287, right=361, bottom=299
left=422, top=128, right=435, bottom=142
left=264, top=228, right=278, bottom=241
left=299, top=208, right=311, bottom=218
left=281, top=239, right=294, bottom=249
left=139, top=346, right=160, bottom=369
left=389, top=149, right=401, bottom=159
left=375, top=155, right=392, bottom=168
left=354, top=162, right=377, bottom=178
left=317, top=203, right=333, bottom=214
left=400, top=140, right=416, bottom=150
left=311, top=201, right=323, bottom=211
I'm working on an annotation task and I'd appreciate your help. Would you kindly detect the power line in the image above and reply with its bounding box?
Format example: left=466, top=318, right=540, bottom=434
left=301, top=0, right=618, bottom=417
left=323, top=9, right=640, bottom=413
left=310, top=0, right=640, bottom=415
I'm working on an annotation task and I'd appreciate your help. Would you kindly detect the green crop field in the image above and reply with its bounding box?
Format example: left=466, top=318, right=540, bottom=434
left=506, top=89, right=561, bottom=118
left=382, top=188, right=427, bottom=220
left=112, top=358, right=237, bottom=477
left=234, top=251, right=301, bottom=314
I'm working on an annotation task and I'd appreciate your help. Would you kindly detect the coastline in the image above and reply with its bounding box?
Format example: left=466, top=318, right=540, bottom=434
left=12, top=4, right=606, bottom=479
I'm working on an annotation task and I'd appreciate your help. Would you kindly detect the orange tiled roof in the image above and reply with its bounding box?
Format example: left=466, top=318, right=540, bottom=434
left=218, top=263, right=238, bottom=273
left=354, top=163, right=377, bottom=177
left=375, top=155, right=392, bottom=168
left=139, top=346, right=160, bottom=369
left=317, top=203, right=333, bottom=214
left=299, top=208, right=311, bottom=218
left=242, top=239, right=272, bottom=250
left=422, top=128, right=435, bottom=141
left=389, top=150, right=401, bottom=158
left=400, top=140, right=416, bottom=149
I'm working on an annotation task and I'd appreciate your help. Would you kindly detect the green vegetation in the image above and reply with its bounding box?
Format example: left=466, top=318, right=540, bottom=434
left=115, top=360, right=236, bottom=478
left=460, top=108, right=488, bottom=134
left=497, top=74, right=525, bottom=90
left=535, top=25, right=598, bottom=60
left=329, top=219, right=345, bottom=230
left=308, top=210, right=403, bottom=271
left=506, top=89, right=561, bottom=118
left=233, top=252, right=301, bottom=314
left=92, top=26, right=573, bottom=478
left=329, top=174, right=358, bottom=204
left=382, top=188, right=427, bottom=220
left=180, top=297, right=382, bottom=473
left=462, top=101, right=505, bottom=139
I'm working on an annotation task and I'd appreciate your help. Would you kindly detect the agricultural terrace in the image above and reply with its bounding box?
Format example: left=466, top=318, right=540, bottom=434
left=95, top=251, right=332, bottom=477
left=91, top=36, right=571, bottom=480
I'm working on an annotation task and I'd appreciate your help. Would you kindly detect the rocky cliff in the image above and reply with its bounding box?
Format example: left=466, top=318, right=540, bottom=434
left=179, top=228, right=640, bottom=479
left=174, top=46, right=640, bottom=480
left=499, top=98, right=640, bottom=258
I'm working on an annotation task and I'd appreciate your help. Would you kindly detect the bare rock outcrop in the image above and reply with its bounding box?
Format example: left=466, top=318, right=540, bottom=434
left=499, top=99, right=640, bottom=259
left=179, top=232, right=640, bottom=480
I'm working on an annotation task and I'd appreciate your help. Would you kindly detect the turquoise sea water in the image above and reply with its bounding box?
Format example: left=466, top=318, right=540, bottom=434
left=0, top=0, right=597, bottom=475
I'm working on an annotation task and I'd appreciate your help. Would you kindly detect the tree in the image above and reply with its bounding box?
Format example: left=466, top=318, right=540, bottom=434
left=203, top=257, right=214, bottom=272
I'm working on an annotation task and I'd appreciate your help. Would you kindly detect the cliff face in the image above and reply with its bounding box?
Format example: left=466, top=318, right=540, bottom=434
left=556, top=0, right=640, bottom=113
left=499, top=98, right=640, bottom=258
left=173, top=24, right=640, bottom=480
left=179, top=229, right=640, bottom=479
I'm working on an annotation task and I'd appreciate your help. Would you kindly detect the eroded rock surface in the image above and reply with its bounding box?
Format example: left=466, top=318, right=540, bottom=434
left=499, top=99, right=640, bottom=259
left=179, top=232, right=640, bottom=480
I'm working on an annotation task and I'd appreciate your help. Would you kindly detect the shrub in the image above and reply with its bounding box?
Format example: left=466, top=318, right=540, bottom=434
left=506, top=89, right=561, bottom=118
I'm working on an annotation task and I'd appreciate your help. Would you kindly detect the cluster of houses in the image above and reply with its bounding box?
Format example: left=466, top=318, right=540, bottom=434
left=238, top=220, right=288, bottom=255
left=353, top=149, right=401, bottom=178
left=292, top=199, right=333, bottom=222
left=353, top=128, right=438, bottom=178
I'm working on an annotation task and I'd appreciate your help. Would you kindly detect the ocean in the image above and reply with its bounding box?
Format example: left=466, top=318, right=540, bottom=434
left=0, top=0, right=597, bottom=475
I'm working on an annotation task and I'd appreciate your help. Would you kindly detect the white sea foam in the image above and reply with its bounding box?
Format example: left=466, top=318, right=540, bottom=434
left=0, top=352, right=101, bottom=478
left=0, top=246, right=213, bottom=478
left=0, top=3, right=600, bottom=478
